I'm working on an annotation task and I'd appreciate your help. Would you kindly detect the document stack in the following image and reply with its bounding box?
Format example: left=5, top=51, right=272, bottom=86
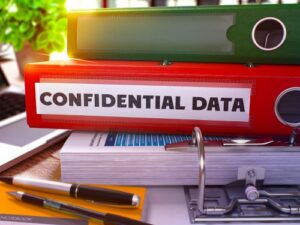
left=60, top=131, right=300, bottom=185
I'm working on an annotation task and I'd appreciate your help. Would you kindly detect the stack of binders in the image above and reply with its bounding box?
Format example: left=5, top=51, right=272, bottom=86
left=24, top=4, right=300, bottom=186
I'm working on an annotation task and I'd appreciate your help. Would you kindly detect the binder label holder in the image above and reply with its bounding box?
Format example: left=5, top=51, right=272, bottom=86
left=166, top=127, right=300, bottom=223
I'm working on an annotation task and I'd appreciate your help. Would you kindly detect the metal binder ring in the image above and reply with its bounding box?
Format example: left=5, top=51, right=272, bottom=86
left=193, top=127, right=206, bottom=213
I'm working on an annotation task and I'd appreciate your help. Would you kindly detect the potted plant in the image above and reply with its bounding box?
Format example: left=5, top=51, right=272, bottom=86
left=0, top=0, right=67, bottom=74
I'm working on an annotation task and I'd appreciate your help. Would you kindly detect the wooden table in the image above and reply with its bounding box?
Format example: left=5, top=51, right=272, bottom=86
left=0, top=139, right=67, bottom=179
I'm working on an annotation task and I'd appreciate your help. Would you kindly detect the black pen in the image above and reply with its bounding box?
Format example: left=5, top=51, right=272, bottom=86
left=8, top=191, right=152, bottom=225
left=0, top=176, right=139, bottom=207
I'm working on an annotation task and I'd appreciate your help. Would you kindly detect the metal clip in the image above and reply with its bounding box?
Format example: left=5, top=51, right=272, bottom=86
left=165, top=127, right=206, bottom=213
left=290, top=128, right=300, bottom=146
left=164, top=138, right=195, bottom=152
left=161, top=60, right=172, bottom=66
left=164, top=128, right=202, bottom=152
left=181, top=127, right=300, bottom=223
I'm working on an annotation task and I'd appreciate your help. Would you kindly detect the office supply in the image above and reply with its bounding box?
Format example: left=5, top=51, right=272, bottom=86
left=221, top=137, right=274, bottom=146
left=0, top=214, right=87, bottom=225
left=146, top=187, right=300, bottom=225
left=25, top=60, right=300, bottom=136
left=8, top=191, right=152, bottom=225
left=182, top=127, right=300, bottom=224
left=67, top=4, right=300, bottom=64
left=60, top=130, right=300, bottom=185
left=0, top=64, right=69, bottom=173
left=0, top=176, right=140, bottom=207
left=0, top=181, right=147, bottom=225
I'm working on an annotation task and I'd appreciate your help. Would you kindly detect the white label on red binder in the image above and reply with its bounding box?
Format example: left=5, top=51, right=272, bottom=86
left=35, top=83, right=251, bottom=122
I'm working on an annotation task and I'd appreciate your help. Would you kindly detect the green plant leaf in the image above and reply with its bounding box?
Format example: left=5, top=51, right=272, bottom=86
left=36, top=31, right=48, bottom=45
left=46, top=20, right=55, bottom=30
left=56, top=18, right=67, bottom=31
left=11, top=35, right=24, bottom=51
left=53, top=33, right=65, bottom=51
left=0, top=0, right=66, bottom=53
left=19, top=22, right=29, bottom=33
left=24, top=26, right=35, bottom=40
left=0, top=0, right=11, bottom=10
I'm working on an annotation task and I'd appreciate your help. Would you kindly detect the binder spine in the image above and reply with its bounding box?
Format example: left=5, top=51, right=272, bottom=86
left=25, top=61, right=300, bottom=135
left=67, top=4, right=300, bottom=64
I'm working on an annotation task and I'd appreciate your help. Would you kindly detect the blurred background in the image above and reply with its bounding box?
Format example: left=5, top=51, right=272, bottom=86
left=45, top=0, right=300, bottom=62
left=68, top=0, right=299, bottom=9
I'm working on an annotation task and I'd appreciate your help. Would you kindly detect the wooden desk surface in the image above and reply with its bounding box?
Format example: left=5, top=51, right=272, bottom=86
left=0, top=139, right=67, bottom=180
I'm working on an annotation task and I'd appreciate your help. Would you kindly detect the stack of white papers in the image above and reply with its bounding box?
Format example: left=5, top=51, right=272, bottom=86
left=61, top=131, right=300, bottom=185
